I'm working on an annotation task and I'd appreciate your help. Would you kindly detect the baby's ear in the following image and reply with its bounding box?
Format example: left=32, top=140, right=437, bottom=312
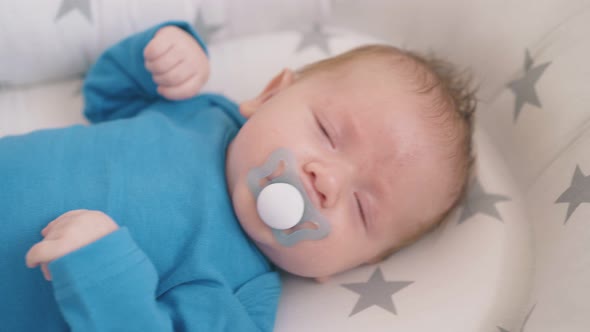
left=239, top=68, right=295, bottom=118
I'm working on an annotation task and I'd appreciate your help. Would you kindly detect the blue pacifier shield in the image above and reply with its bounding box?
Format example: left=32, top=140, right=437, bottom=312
left=247, top=148, right=331, bottom=247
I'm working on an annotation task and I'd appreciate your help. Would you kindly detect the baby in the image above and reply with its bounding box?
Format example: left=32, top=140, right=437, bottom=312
left=0, top=21, right=475, bottom=331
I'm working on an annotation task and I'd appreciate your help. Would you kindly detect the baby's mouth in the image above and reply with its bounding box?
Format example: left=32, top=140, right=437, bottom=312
left=255, top=159, right=321, bottom=234
left=247, top=147, right=331, bottom=247
left=259, top=160, right=319, bottom=235
left=282, top=221, right=319, bottom=235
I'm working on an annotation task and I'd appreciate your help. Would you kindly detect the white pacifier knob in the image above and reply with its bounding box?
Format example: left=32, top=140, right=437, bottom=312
left=256, top=183, right=304, bottom=230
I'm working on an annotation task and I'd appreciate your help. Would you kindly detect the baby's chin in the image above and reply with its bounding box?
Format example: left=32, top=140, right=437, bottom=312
left=257, top=241, right=356, bottom=279
left=262, top=248, right=324, bottom=278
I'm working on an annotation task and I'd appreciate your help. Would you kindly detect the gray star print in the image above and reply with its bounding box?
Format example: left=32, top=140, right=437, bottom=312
left=458, top=177, right=510, bottom=224
left=341, top=267, right=413, bottom=316
left=507, top=49, right=551, bottom=122
left=55, top=0, right=92, bottom=23
left=192, top=9, right=223, bottom=44
left=556, top=165, right=590, bottom=224
left=296, top=22, right=333, bottom=55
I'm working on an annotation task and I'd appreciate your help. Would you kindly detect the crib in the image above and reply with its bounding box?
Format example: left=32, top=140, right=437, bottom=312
left=1, top=1, right=588, bottom=331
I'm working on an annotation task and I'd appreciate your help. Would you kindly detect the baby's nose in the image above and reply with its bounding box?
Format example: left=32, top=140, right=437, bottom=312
left=303, top=161, right=348, bottom=209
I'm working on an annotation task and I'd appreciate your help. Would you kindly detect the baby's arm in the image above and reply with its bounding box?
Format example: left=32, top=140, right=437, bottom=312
left=25, top=210, right=281, bottom=332
left=83, top=21, right=209, bottom=124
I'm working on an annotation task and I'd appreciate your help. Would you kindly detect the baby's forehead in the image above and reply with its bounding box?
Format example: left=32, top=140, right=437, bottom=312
left=310, top=55, right=433, bottom=99
left=322, top=91, right=434, bottom=157
left=314, top=73, right=432, bottom=122
left=303, top=53, right=451, bottom=144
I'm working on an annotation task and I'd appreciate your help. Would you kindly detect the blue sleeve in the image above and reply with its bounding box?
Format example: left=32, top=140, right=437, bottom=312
left=83, top=21, right=208, bottom=124
left=48, top=228, right=281, bottom=332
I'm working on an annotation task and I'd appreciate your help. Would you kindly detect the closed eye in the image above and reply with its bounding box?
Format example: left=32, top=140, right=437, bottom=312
left=315, top=114, right=334, bottom=148
left=355, top=193, right=367, bottom=230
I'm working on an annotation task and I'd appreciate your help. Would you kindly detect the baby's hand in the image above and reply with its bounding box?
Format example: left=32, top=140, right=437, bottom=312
left=144, top=26, right=210, bottom=101
left=25, top=210, right=119, bottom=281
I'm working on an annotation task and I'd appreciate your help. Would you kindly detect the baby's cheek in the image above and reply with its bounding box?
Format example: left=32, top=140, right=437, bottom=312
left=232, top=182, right=258, bottom=229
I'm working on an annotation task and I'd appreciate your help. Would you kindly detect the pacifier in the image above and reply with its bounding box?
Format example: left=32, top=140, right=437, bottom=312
left=257, top=183, right=304, bottom=230
left=247, top=148, right=331, bottom=247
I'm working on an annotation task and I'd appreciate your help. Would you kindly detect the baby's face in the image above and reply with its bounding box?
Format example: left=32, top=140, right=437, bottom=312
left=225, top=64, right=455, bottom=279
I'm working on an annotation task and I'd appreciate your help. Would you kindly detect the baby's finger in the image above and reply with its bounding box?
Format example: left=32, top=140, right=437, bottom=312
left=25, top=240, right=62, bottom=268
left=152, top=62, right=197, bottom=87
left=145, top=50, right=183, bottom=75
left=41, top=220, right=57, bottom=237
left=157, top=74, right=203, bottom=100
left=59, top=209, right=89, bottom=217
left=41, top=210, right=78, bottom=236
left=143, top=36, right=173, bottom=62
left=41, top=214, right=68, bottom=236
left=41, top=263, right=52, bottom=281
left=41, top=217, right=69, bottom=238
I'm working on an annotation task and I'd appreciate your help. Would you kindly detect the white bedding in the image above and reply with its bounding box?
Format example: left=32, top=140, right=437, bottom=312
left=2, top=0, right=590, bottom=331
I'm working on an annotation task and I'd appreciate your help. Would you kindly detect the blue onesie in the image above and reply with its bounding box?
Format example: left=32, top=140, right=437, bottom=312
left=0, top=21, right=281, bottom=331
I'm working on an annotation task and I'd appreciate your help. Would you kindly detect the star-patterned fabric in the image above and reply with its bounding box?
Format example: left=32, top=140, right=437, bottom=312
left=341, top=267, right=413, bottom=316
left=2, top=0, right=590, bottom=331
left=458, top=177, right=511, bottom=224
left=55, top=0, right=92, bottom=23
left=555, top=165, right=590, bottom=224
left=192, top=9, right=224, bottom=44
left=507, top=50, right=552, bottom=122
left=296, top=22, right=334, bottom=55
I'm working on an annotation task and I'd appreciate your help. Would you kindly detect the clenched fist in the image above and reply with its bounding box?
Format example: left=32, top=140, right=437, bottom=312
left=144, top=25, right=210, bottom=100
left=25, top=210, right=119, bottom=281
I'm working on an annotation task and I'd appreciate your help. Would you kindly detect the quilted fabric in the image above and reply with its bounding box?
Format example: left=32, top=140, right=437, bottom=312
left=0, top=0, right=321, bottom=86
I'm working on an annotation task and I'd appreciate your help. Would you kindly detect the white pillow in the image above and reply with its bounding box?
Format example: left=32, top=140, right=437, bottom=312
left=0, top=0, right=323, bottom=86
left=0, top=0, right=194, bottom=85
